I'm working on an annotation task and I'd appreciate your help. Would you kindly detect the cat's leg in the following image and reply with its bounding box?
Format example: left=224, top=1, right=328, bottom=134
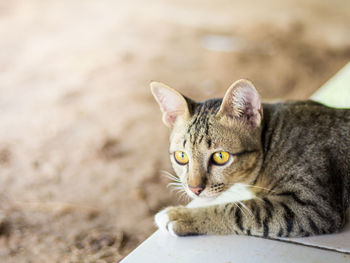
left=155, top=195, right=344, bottom=237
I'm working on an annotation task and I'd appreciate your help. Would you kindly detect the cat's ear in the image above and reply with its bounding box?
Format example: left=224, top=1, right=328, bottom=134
left=217, top=79, right=262, bottom=127
left=150, top=82, right=190, bottom=128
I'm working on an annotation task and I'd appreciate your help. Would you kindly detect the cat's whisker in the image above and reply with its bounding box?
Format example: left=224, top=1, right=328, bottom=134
left=160, top=170, right=182, bottom=183
left=237, top=200, right=254, bottom=218
left=165, top=175, right=182, bottom=183
left=224, top=181, right=276, bottom=194
left=167, top=185, right=181, bottom=192
left=169, top=187, right=182, bottom=194
left=167, top=182, right=183, bottom=188
left=169, top=186, right=183, bottom=193
left=167, top=184, right=189, bottom=202
left=160, top=170, right=191, bottom=201
left=160, top=170, right=175, bottom=177
left=234, top=202, right=249, bottom=219
left=243, top=184, right=276, bottom=193
left=172, top=186, right=184, bottom=190
left=167, top=183, right=186, bottom=196
left=160, top=170, right=178, bottom=178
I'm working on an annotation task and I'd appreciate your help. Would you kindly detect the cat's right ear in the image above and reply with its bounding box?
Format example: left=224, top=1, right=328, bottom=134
left=150, top=82, right=190, bottom=128
left=217, top=79, right=262, bottom=127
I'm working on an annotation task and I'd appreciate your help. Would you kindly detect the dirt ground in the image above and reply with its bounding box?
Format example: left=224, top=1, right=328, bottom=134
left=0, top=0, right=349, bottom=262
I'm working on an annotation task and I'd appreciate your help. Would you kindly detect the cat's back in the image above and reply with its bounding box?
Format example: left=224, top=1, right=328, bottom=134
left=262, top=100, right=350, bottom=148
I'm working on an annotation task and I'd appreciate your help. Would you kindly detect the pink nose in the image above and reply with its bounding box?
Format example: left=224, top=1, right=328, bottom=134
left=188, top=184, right=205, bottom=196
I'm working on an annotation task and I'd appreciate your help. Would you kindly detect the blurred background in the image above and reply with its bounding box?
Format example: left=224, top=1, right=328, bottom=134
left=0, top=0, right=349, bottom=262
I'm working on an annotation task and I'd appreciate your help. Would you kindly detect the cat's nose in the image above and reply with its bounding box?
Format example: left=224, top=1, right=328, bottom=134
left=188, top=184, right=205, bottom=196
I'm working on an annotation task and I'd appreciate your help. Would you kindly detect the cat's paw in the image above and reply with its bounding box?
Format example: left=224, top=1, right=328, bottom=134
left=155, top=206, right=199, bottom=237
left=154, top=207, right=178, bottom=237
left=154, top=209, right=170, bottom=232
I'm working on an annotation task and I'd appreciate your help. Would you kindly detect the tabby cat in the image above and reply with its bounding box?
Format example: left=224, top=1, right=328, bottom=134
left=151, top=79, right=350, bottom=238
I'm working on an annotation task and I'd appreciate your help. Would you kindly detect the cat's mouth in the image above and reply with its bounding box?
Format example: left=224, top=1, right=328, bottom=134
left=186, top=183, right=226, bottom=199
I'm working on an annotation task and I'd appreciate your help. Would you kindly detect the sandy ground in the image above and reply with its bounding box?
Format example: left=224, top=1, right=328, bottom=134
left=0, top=0, right=349, bottom=262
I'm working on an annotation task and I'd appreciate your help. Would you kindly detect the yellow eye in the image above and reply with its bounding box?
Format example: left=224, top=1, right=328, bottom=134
left=174, top=151, right=189, bottom=165
left=212, top=151, right=230, bottom=165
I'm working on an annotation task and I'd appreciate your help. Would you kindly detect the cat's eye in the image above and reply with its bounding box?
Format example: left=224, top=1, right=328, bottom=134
left=212, top=151, right=230, bottom=165
left=174, top=151, right=189, bottom=165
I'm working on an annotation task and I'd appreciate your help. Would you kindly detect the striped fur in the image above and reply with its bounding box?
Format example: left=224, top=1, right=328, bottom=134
left=152, top=80, right=350, bottom=238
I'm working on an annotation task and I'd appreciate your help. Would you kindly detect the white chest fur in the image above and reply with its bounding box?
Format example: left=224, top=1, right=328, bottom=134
left=187, top=183, right=255, bottom=208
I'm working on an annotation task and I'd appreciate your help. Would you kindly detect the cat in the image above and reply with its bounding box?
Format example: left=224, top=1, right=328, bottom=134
left=150, top=79, right=350, bottom=238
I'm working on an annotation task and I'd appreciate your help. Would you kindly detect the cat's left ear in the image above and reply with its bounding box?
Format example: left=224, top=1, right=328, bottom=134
left=217, top=79, right=262, bottom=127
left=150, top=82, right=190, bottom=128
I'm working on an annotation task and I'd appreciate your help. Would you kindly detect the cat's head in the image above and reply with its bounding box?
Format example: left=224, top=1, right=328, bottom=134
left=151, top=79, right=263, bottom=199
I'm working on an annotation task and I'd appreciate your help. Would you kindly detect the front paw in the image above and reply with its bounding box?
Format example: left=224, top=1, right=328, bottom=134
left=154, top=208, right=171, bottom=233
left=154, top=206, right=200, bottom=237
left=154, top=206, right=180, bottom=236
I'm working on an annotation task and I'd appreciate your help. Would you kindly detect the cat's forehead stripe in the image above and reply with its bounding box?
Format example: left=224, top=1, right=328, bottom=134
left=187, top=99, right=221, bottom=145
